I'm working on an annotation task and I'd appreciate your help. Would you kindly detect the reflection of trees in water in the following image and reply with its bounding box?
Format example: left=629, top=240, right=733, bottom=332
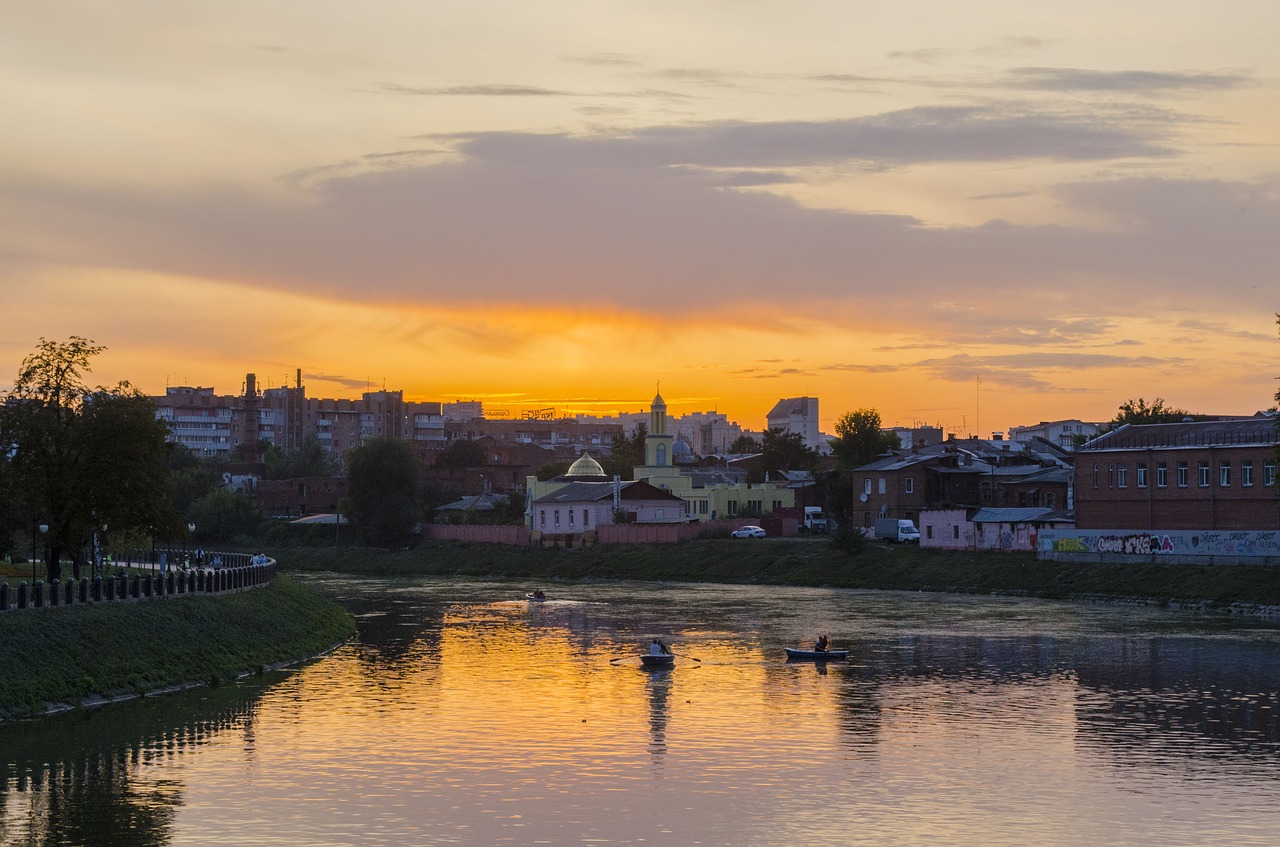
left=829, top=633, right=1280, bottom=761
left=1073, top=637, right=1280, bottom=761
left=0, top=683, right=262, bottom=846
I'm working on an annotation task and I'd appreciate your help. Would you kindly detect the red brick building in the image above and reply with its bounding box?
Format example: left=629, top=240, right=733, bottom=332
left=1073, top=415, right=1279, bottom=530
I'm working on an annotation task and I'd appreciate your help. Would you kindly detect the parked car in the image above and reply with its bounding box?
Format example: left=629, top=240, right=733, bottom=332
left=730, top=525, right=767, bottom=539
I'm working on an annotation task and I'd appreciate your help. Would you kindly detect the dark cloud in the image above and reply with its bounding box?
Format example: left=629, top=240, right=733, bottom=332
left=4, top=114, right=1276, bottom=332
left=377, top=83, right=572, bottom=97
left=912, top=352, right=1194, bottom=390
left=1003, top=67, right=1251, bottom=93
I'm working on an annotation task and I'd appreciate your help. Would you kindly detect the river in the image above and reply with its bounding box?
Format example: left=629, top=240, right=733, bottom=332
left=3, top=576, right=1280, bottom=846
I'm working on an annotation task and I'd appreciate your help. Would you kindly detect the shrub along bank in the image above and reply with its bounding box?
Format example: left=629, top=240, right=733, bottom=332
left=278, top=539, right=1280, bottom=609
left=0, top=575, right=355, bottom=721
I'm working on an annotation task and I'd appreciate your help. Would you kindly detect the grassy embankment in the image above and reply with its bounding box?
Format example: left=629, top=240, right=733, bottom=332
left=278, top=539, right=1280, bottom=609
left=0, top=575, right=355, bottom=721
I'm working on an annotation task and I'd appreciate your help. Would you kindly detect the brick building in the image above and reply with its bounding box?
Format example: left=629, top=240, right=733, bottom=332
left=1073, top=415, right=1279, bottom=530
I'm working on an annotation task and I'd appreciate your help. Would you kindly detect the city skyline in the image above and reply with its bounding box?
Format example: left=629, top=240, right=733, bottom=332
left=3, top=2, right=1278, bottom=434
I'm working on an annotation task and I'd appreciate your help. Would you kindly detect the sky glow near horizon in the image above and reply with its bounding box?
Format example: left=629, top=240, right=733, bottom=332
left=2, top=1, right=1277, bottom=435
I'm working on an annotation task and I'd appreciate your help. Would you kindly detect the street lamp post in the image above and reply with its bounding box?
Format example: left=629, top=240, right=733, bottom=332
left=187, top=522, right=196, bottom=566
left=31, top=519, right=48, bottom=583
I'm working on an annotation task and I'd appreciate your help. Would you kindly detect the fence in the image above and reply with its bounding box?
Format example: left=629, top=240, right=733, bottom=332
left=0, top=555, right=277, bottom=613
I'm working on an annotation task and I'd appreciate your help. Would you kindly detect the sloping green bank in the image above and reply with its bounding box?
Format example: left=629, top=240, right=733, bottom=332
left=0, top=576, right=355, bottom=721
left=278, top=540, right=1280, bottom=608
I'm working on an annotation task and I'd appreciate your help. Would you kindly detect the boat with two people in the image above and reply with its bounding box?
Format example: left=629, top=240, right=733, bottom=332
left=641, top=637, right=674, bottom=667
left=525, top=589, right=547, bottom=602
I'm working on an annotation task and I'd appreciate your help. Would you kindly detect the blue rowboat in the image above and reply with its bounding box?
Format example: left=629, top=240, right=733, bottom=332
left=785, top=648, right=849, bottom=662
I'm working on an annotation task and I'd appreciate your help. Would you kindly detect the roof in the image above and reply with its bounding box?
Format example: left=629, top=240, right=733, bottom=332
left=289, top=513, right=348, bottom=525
left=532, top=479, right=685, bottom=505
left=970, top=508, right=1073, bottom=524
left=563, top=452, right=608, bottom=480
left=438, top=493, right=506, bottom=511
left=1081, top=415, right=1278, bottom=451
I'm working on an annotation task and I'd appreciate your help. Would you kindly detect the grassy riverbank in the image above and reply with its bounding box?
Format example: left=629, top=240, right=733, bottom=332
left=0, top=576, right=355, bottom=721
left=276, top=539, right=1280, bottom=609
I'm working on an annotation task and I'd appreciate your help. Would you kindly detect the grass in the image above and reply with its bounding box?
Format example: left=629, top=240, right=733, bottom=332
left=0, top=575, right=355, bottom=721
left=273, top=538, right=1280, bottom=608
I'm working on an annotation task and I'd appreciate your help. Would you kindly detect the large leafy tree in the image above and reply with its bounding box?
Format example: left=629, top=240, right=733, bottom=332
left=0, top=338, right=180, bottom=581
left=343, top=438, right=423, bottom=547
left=753, top=428, right=817, bottom=482
left=1109, top=397, right=1192, bottom=428
left=602, top=424, right=646, bottom=480
left=829, top=408, right=899, bottom=470
left=434, top=439, right=487, bottom=469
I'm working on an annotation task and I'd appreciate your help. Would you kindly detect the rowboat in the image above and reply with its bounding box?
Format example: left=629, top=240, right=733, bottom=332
left=640, top=653, right=675, bottom=667
left=785, top=648, right=849, bottom=662
left=525, top=593, right=547, bottom=602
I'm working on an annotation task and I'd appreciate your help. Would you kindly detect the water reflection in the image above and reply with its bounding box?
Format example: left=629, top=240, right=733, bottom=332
left=0, top=681, right=265, bottom=846
left=4, top=577, right=1280, bottom=846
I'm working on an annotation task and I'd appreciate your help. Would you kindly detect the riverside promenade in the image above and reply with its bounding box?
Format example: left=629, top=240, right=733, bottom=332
left=0, top=552, right=276, bottom=612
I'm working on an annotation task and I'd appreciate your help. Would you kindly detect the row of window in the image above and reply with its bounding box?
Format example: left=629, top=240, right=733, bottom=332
left=1094, top=460, right=1276, bottom=490
left=863, top=478, right=915, bottom=495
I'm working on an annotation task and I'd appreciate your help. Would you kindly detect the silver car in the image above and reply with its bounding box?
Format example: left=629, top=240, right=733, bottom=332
left=730, top=525, right=767, bottom=539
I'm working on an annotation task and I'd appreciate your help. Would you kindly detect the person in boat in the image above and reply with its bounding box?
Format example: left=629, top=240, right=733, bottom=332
left=814, top=634, right=829, bottom=653
left=532, top=589, right=546, bottom=599
left=649, top=638, right=669, bottom=656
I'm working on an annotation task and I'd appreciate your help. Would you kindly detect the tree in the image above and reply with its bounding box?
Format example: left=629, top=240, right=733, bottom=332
left=1109, top=397, right=1192, bottom=428
left=754, top=428, right=816, bottom=482
left=263, top=435, right=337, bottom=480
left=728, top=434, right=761, bottom=454
left=602, top=424, right=646, bottom=480
left=0, top=338, right=180, bottom=581
left=434, top=439, right=487, bottom=469
left=343, top=438, right=423, bottom=547
left=186, top=488, right=263, bottom=544
left=829, top=409, right=900, bottom=470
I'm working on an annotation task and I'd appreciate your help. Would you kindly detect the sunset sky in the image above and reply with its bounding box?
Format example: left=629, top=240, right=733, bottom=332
left=3, top=1, right=1277, bottom=436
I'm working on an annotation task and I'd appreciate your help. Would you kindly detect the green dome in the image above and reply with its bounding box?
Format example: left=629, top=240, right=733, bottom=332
left=564, top=452, right=608, bottom=480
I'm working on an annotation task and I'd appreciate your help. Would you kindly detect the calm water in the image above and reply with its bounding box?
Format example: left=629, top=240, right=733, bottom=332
left=4, top=576, right=1280, bottom=846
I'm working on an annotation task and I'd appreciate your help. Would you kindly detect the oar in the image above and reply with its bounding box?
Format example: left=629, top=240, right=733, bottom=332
left=609, top=656, right=636, bottom=664
left=670, top=654, right=702, bottom=662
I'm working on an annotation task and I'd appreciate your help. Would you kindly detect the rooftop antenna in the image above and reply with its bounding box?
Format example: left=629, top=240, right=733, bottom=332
left=976, top=375, right=981, bottom=440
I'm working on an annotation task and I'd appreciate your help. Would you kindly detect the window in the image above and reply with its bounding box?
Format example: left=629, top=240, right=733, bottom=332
left=728, top=500, right=738, bottom=516
left=926, top=525, right=934, bottom=540
left=1117, top=466, right=1128, bottom=488
left=1242, top=461, right=1254, bottom=487
left=905, top=477, right=915, bottom=494
left=1177, top=461, right=1188, bottom=487
left=568, top=509, right=574, bottom=527
left=878, top=478, right=886, bottom=495
left=1198, top=461, right=1210, bottom=487
left=1136, top=463, right=1147, bottom=488
left=1156, top=462, right=1167, bottom=488
left=1108, top=464, right=1115, bottom=488
left=952, top=525, right=960, bottom=540
left=863, top=479, right=871, bottom=495
left=583, top=509, right=590, bottom=526
left=1266, top=462, right=1276, bottom=487
left=540, top=510, right=546, bottom=528
left=555, top=510, right=561, bottom=528
left=1046, top=493, right=1055, bottom=508
left=1219, top=461, right=1231, bottom=487
left=1093, top=464, right=1099, bottom=489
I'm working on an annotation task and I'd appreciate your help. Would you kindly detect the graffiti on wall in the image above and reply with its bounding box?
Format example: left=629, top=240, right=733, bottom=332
left=1039, top=530, right=1280, bottom=558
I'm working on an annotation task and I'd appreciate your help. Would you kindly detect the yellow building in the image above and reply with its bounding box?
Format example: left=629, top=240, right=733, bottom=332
left=525, top=390, right=795, bottom=524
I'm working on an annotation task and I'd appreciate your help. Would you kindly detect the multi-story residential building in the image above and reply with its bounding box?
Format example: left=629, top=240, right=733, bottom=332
left=767, top=397, right=822, bottom=451
left=1008, top=419, right=1103, bottom=451
left=1073, top=415, right=1280, bottom=530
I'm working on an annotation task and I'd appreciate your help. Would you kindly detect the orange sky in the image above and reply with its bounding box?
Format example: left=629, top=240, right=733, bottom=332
left=3, top=2, right=1278, bottom=435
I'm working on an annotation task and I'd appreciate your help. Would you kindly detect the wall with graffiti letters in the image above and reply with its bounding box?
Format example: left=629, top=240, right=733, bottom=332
left=1037, top=529, right=1280, bottom=562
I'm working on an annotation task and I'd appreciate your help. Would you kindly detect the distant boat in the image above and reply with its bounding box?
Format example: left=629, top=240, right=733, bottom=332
left=784, top=648, right=849, bottom=662
left=640, top=653, right=675, bottom=668
left=526, top=591, right=547, bottom=602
